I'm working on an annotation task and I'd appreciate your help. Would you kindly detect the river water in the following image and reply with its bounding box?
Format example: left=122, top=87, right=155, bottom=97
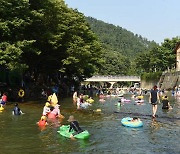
left=0, top=94, right=180, bottom=154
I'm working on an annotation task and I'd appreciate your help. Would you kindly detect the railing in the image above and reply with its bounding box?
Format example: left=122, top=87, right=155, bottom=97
left=84, top=75, right=141, bottom=81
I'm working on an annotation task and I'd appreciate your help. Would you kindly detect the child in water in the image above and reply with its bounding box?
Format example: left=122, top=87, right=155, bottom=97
left=37, top=116, right=48, bottom=126
left=131, top=117, right=140, bottom=122
left=48, top=106, right=57, bottom=119
left=68, top=115, right=83, bottom=139
left=12, top=103, right=24, bottom=115
left=42, top=102, right=50, bottom=116
left=0, top=93, right=7, bottom=107
left=162, top=96, right=172, bottom=110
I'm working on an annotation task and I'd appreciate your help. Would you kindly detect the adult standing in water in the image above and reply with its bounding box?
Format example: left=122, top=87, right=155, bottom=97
left=72, top=91, right=78, bottom=105
left=149, top=85, right=160, bottom=118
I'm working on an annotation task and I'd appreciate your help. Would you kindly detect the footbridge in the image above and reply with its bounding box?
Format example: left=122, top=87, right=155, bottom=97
left=84, top=75, right=141, bottom=88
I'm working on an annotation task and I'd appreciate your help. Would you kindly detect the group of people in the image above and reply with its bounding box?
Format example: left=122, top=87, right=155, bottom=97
left=0, top=92, right=24, bottom=115
left=38, top=85, right=174, bottom=138
left=36, top=92, right=84, bottom=139
left=149, top=85, right=172, bottom=118
left=1, top=84, right=175, bottom=140
left=37, top=93, right=64, bottom=127
left=73, top=92, right=92, bottom=109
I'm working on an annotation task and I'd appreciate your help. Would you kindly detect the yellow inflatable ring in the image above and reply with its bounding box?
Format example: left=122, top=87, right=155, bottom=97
left=0, top=107, right=4, bottom=111
left=18, top=89, right=25, bottom=97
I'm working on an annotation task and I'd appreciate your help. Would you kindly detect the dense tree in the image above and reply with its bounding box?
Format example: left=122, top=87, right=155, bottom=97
left=86, top=17, right=157, bottom=58
left=86, top=17, right=158, bottom=75
left=99, top=50, right=129, bottom=75
left=0, top=0, right=103, bottom=84
left=1, top=0, right=178, bottom=87
left=135, top=37, right=180, bottom=73
left=0, top=0, right=35, bottom=70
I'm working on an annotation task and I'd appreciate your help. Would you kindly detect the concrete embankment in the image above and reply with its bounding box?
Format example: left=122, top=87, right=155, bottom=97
left=159, top=71, right=180, bottom=90
left=140, top=80, right=158, bottom=89
left=141, top=71, right=180, bottom=90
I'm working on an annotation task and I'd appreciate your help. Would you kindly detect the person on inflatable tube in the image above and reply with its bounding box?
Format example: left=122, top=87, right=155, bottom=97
left=68, top=115, right=83, bottom=139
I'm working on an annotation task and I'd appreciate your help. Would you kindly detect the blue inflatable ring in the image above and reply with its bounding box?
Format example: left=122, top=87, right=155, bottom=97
left=121, top=117, right=143, bottom=128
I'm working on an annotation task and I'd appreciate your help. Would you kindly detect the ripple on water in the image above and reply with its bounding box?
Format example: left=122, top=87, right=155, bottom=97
left=0, top=95, right=180, bottom=153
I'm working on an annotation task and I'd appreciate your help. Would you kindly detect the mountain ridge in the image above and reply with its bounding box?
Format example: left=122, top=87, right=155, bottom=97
left=86, top=16, right=157, bottom=58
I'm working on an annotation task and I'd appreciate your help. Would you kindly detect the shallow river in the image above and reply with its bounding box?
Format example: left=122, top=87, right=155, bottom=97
left=0, top=94, right=180, bottom=154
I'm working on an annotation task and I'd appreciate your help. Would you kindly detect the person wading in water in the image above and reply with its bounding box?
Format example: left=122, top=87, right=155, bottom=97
left=149, top=85, right=160, bottom=118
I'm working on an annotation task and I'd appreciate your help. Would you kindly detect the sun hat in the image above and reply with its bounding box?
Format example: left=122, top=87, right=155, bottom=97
left=45, top=102, right=50, bottom=107
left=41, top=116, right=47, bottom=120
left=67, top=115, right=75, bottom=122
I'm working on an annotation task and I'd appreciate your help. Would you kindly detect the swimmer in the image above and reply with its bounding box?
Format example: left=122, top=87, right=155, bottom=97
left=37, top=116, right=48, bottom=126
left=12, top=103, right=25, bottom=115
left=131, top=117, right=140, bottom=122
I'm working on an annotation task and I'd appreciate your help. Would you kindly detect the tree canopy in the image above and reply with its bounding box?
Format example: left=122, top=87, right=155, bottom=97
left=0, top=0, right=179, bottom=88
left=0, top=0, right=103, bottom=84
left=135, top=37, right=180, bottom=73
left=86, top=17, right=158, bottom=75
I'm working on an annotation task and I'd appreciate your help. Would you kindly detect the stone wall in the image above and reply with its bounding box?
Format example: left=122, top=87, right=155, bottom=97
left=176, top=43, right=180, bottom=71
left=140, top=71, right=180, bottom=90
left=159, top=71, right=180, bottom=90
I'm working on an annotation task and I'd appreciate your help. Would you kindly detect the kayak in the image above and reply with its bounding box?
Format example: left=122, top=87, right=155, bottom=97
left=121, top=117, right=143, bottom=128
left=57, top=125, right=90, bottom=139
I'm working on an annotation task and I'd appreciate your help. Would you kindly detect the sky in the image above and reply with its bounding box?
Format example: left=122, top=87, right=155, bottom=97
left=65, top=0, right=180, bottom=44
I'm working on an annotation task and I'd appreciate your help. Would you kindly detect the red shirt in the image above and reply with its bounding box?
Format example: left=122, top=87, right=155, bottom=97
left=48, top=112, right=56, bottom=119
left=2, top=95, right=7, bottom=102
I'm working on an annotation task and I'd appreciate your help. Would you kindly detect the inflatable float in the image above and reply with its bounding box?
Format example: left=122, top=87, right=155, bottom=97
left=99, top=94, right=105, bottom=99
left=99, top=99, right=105, bottom=102
left=81, top=102, right=92, bottom=108
left=0, top=107, right=4, bottom=111
left=118, top=94, right=124, bottom=97
left=18, top=89, right=25, bottom=98
left=121, top=117, right=143, bottom=128
left=135, top=99, right=144, bottom=103
left=57, top=125, right=90, bottom=139
left=121, top=98, right=131, bottom=103
left=137, top=95, right=143, bottom=99
left=86, top=98, right=94, bottom=103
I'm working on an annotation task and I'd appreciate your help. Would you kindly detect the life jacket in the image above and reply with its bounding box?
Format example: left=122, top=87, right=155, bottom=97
left=38, top=120, right=46, bottom=126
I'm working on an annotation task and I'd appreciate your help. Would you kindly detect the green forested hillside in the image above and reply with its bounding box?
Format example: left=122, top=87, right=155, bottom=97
left=86, top=17, right=157, bottom=58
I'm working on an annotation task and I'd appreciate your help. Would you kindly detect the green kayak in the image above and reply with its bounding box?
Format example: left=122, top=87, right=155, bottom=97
left=57, top=125, right=90, bottom=139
